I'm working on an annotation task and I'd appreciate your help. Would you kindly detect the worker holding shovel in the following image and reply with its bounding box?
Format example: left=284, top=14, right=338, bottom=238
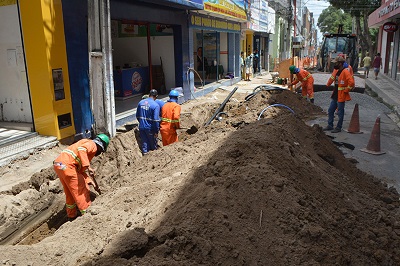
left=53, top=134, right=109, bottom=221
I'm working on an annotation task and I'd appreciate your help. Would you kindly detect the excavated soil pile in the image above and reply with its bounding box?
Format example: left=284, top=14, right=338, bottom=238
left=1, top=89, right=400, bottom=266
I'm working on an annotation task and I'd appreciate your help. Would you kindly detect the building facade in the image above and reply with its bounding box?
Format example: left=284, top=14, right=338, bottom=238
left=368, top=0, right=400, bottom=82
left=1, top=0, right=292, bottom=141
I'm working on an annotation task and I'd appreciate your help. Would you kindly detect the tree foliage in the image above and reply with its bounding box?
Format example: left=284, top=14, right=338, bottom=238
left=328, top=0, right=380, bottom=17
left=317, top=6, right=352, bottom=34
left=328, top=0, right=381, bottom=58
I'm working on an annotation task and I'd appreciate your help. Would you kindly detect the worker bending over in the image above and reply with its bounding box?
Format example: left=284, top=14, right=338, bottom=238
left=53, top=134, right=109, bottom=220
left=136, top=89, right=161, bottom=155
left=288, top=65, right=314, bottom=103
left=160, top=90, right=181, bottom=146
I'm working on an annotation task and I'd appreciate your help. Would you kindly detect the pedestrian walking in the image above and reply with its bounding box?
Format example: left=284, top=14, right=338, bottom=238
left=160, top=90, right=181, bottom=146
left=244, top=53, right=253, bottom=81
left=372, top=53, right=382, bottom=80
left=136, top=89, right=161, bottom=155
left=288, top=65, right=315, bottom=103
left=362, top=52, right=372, bottom=78
left=53, top=134, right=109, bottom=220
left=240, top=51, right=245, bottom=80
left=323, top=56, right=355, bottom=133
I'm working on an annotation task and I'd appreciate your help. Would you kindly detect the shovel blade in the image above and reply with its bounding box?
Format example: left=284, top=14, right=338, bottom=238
left=186, top=125, right=198, bottom=135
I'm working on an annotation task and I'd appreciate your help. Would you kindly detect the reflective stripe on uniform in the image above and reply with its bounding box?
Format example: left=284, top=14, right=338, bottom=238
left=161, top=117, right=180, bottom=123
left=338, top=87, right=346, bottom=91
left=66, top=203, right=76, bottom=209
left=301, top=73, right=311, bottom=82
left=62, top=149, right=82, bottom=170
left=137, top=116, right=160, bottom=122
left=330, top=75, right=335, bottom=80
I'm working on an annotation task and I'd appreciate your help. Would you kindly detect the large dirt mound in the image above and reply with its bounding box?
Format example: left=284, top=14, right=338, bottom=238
left=1, top=89, right=399, bottom=265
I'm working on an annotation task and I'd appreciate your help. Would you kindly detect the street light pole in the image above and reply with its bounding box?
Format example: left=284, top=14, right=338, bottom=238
left=294, top=0, right=297, bottom=38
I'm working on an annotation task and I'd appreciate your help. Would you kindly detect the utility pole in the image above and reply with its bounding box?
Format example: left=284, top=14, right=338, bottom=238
left=88, top=0, right=116, bottom=137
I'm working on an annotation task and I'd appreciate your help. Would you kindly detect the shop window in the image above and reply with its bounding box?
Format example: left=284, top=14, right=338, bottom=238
left=52, top=68, right=65, bottom=101
left=58, top=113, right=72, bottom=129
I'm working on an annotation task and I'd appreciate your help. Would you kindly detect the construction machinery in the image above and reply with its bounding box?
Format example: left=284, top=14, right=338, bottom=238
left=317, top=25, right=358, bottom=73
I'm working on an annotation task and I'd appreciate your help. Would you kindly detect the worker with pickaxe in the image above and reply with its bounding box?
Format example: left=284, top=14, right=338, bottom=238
left=53, top=134, right=109, bottom=221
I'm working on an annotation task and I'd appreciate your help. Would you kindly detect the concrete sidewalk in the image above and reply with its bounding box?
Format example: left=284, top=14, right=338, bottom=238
left=365, top=72, right=400, bottom=126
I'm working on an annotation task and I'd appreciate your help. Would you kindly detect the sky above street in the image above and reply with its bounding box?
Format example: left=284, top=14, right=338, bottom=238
left=303, top=0, right=330, bottom=42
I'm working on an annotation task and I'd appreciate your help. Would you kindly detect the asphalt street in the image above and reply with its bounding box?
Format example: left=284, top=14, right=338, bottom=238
left=310, top=91, right=400, bottom=192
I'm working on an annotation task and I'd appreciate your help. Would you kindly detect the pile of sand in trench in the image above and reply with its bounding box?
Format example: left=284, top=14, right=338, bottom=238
left=1, top=89, right=399, bottom=266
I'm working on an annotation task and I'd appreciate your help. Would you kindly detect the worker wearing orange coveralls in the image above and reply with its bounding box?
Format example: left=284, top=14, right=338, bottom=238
left=53, top=134, right=109, bottom=219
left=323, top=56, right=354, bottom=133
left=160, top=90, right=181, bottom=146
left=288, top=65, right=314, bottom=103
left=326, top=55, right=355, bottom=115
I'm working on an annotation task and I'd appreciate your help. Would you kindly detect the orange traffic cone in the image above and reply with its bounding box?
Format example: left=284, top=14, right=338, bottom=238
left=360, top=116, right=385, bottom=155
left=346, top=103, right=363, bottom=134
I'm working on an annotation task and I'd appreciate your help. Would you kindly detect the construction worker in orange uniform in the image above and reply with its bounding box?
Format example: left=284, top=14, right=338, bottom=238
left=53, top=134, right=109, bottom=220
left=326, top=55, right=355, bottom=114
left=160, top=90, right=181, bottom=146
left=323, top=56, right=355, bottom=133
left=288, top=65, right=315, bottom=103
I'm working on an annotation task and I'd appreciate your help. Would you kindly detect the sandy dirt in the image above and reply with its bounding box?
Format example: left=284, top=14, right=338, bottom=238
left=0, top=87, right=400, bottom=265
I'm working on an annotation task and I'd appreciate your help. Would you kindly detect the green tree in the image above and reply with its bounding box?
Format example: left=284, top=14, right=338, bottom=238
left=317, top=6, right=352, bottom=34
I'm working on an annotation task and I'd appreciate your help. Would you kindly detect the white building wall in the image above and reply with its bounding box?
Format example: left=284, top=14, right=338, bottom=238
left=381, top=30, right=388, bottom=73
left=0, top=4, right=32, bottom=122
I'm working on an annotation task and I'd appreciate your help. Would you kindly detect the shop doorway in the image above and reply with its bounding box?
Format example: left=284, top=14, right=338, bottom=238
left=194, top=30, right=227, bottom=86
left=0, top=3, right=33, bottom=133
left=110, top=20, right=176, bottom=119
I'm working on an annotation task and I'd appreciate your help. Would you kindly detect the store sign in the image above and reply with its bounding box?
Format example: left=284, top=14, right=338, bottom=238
left=383, top=22, right=398, bottom=32
left=190, top=14, right=241, bottom=32
left=379, top=0, right=400, bottom=18
left=203, top=0, right=247, bottom=21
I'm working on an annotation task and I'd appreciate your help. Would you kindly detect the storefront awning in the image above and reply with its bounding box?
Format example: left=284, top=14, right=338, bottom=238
left=135, top=0, right=203, bottom=10
left=368, top=0, right=400, bottom=28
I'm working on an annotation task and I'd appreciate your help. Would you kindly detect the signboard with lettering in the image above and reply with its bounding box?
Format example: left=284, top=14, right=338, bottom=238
left=379, top=0, right=400, bottom=18
left=189, top=14, right=241, bottom=32
left=383, top=22, right=398, bottom=32
left=203, top=0, right=247, bottom=21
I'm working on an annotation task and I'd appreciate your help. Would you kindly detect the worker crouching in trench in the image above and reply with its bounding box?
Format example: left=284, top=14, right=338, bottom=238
left=53, top=134, right=109, bottom=220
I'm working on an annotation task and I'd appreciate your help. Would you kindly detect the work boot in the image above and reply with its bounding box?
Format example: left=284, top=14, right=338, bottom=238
left=323, top=126, right=333, bottom=131
left=331, top=127, right=342, bottom=133
left=310, top=98, right=314, bottom=104
left=67, top=215, right=78, bottom=222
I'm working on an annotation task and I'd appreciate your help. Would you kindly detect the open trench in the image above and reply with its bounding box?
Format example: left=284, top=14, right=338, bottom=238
left=0, top=86, right=304, bottom=246
left=1, top=197, right=66, bottom=245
